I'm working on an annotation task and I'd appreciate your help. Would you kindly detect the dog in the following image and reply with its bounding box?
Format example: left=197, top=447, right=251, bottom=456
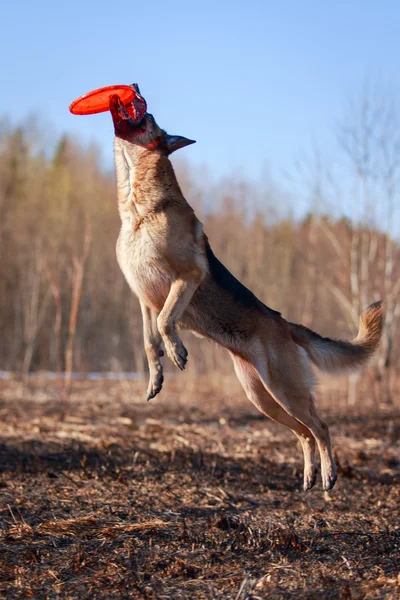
left=109, top=85, right=383, bottom=491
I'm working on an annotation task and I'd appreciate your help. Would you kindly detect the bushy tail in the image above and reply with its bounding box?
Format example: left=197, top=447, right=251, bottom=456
left=288, top=301, right=384, bottom=373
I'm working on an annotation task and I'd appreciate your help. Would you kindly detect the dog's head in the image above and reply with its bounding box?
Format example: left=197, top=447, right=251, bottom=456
left=109, top=84, right=195, bottom=155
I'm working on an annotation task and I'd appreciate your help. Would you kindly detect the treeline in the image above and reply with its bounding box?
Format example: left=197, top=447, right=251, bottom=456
left=0, top=117, right=399, bottom=400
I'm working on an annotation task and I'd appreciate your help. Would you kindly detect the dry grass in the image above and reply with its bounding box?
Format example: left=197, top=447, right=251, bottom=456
left=0, top=376, right=399, bottom=598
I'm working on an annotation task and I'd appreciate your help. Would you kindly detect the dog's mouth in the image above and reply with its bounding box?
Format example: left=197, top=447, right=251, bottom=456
left=109, top=83, right=147, bottom=136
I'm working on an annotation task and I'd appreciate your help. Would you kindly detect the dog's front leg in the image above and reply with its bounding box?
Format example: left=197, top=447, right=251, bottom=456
left=157, top=278, right=200, bottom=370
left=140, top=301, right=164, bottom=400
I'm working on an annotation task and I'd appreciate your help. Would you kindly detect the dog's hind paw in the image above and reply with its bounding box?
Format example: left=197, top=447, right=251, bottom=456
left=303, top=468, right=318, bottom=491
left=322, top=469, right=337, bottom=491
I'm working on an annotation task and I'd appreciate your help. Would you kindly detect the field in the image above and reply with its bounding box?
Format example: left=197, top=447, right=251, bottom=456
left=0, top=376, right=399, bottom=599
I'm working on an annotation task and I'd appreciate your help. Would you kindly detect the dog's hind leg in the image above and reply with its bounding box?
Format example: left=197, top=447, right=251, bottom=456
left=252, top=339, right=337, bottom=491
left=291, top=395, right=337, bottom=491
left=231, top=354, right=318, bottom=491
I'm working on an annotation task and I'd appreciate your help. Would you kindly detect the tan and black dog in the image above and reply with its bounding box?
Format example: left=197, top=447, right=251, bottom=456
left=109, top=85, right=383, bottom=491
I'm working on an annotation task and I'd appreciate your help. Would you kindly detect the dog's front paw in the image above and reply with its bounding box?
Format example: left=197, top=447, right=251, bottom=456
left=146, top=368, right=164, bottom=401
left=165, top=339, right=188, bottom=371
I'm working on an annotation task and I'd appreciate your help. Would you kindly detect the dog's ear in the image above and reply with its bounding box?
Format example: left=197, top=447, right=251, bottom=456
left=164, top=134, right=196, bottom=154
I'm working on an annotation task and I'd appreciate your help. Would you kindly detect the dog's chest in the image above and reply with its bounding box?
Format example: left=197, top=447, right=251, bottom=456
left=116, top=223, right=171, bottom=311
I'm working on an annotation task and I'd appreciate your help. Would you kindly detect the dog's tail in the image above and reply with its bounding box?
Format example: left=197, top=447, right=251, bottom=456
left=288, top=301, right=384, bottom=374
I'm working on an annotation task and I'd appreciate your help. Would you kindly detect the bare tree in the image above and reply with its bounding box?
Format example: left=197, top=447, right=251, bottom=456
left=18, top=242, right=51, bottom=382
left=43, top=258, right=64, bottom=375
left=64, top=217, right=92, bottom=394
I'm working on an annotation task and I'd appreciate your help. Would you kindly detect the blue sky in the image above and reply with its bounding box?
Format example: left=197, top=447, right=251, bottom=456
left=1, top=0, right=399, bottom=185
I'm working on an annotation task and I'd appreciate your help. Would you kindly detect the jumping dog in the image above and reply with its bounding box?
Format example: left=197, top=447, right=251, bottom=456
left=109, top=85, right=383, bottom=491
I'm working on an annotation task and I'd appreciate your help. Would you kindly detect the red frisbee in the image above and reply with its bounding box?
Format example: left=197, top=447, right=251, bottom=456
left=69, top=85, right=136, bottom=115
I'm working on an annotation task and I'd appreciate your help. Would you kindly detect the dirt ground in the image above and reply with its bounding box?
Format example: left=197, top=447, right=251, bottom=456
left=0, top=377, right=399, bottom=599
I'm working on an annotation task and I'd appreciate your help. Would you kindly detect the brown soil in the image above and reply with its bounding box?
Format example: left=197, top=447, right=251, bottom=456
left=0, top=378, right=399, bottom=599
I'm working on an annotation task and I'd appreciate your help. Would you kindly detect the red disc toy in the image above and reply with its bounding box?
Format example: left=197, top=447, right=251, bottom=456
left=69, top=85, right=136, bottom=115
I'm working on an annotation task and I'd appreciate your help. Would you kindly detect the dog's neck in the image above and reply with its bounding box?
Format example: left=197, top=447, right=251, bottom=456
left=114, top=138, right=185, bottom=225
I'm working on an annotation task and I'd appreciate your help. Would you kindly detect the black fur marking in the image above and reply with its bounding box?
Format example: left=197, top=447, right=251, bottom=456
left=204, top=239, right=280, bottom=318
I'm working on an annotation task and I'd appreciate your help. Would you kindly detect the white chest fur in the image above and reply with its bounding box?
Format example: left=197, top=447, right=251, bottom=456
left=116, top=223, right=171, bottom=311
